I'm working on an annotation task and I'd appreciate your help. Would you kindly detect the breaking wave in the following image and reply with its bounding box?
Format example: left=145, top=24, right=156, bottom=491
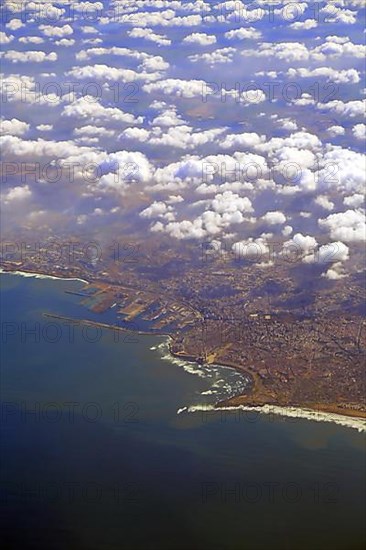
left=155, top=338, right=250, bottom=406
left=180, top=403, right=366, bottom=433
left=0, top=269, right=88, bottom=284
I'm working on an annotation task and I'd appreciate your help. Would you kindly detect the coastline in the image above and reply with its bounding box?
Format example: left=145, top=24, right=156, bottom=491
left=183, top=403, right=366, bottom=433
left=169, top=348, right=366, bottom=430
left=2, top=268, right=365, bottom=431
left=0, top=267, right=89, bottom=284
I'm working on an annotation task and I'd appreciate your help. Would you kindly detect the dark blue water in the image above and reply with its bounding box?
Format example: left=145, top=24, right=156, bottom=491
left=1, top=273, right=365, bottom=550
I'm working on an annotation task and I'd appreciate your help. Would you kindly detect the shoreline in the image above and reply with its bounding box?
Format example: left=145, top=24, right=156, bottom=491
left=169, top=348, right=366, bottom=429
left=0, top=267, right=89, bottom=284
left=182, top=403, right=366, bottom=433
left=2, top=268, right=365, bottom=430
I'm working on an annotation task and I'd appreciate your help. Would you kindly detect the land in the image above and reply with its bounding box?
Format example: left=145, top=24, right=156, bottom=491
left=1, top=234, right=365, bottom=420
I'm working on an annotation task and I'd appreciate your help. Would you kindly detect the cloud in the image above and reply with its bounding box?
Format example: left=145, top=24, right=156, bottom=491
left=287, top=67, right=360, bottom=84
left=18, top=36, right=45, bottom=44
left=158, top=212, right=224, bottom=240
left=352, top=124, right=366, bottom=140
left=289, top=19, right=318, bottom=30
left=343, top=194, right=364, bottom=208
left=319, top=209, right=366, bottom=242
left=317, top=242, right=349, bottom=263
left=282, top=225, right=293, bottom=237
left=147, top=190, right=255, bottom=240
left=151, top=108, right=185, bottom=127
left=320, top=5, right=357, bottom=24
left=1, top=118, right=30, bottom=136
left=123, top=124, right=225, bottom=150
left=318, top=99, right=366, bottom=119
left=67, top=63, right=161, bottom=83
left=225, top=27, right=261, bottom=40
left=2, top=50, right=58, bottom=63
left=277, top=119, right=298, bottom=131
left=313, top=36, right=365, bottom=58
left=55, top=39, right=75, bottom=47
left=36, top=124, right=53, bottom=132
left=0, top=135, right=91, bottom=160
left=75, top=47, right=144, bottom=62
left=140, top=201, right=169, bottom=219
left=258, top=132, right=322, bottom=155
left=39, top=25, right=73, bottom=38
left=183, top=33, right=217, bottom=46
left=220, top=132, right=265, bottom=150
left=99, top=151, right=153, bottom=188
left=327, top=125, right=345, bottom=137
left=323, top=263, right=347, bottom=280
left=128, top=28, right=171, bottom=46
left=232, top=238, right=270, bottom=261
left=243, top=41, right=310, bottom=62
left=117, top=10, right=202, bottom=28
left=74, top=125, right=116, bottom=138
left=189, top=47, right=236, bottom=65
left=143, top=79, right=211, bottom=98
left=314, top=195, right=335, bottom=211
left=2, top=185, right=31, bottom=203
left=262, top=211, right=287, bottom=225
left=211, top=190, right=254, bottom=216
left=0, top=32, right=14, bottom=44
left=317, top=149, right=366, bottom=194
left=62, top=97, right=143, bottom=124
left=283, top=233, right=318, bottom=257
left=6, top=19, right=24, bottom=31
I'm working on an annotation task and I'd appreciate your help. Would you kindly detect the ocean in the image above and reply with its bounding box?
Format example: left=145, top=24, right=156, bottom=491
left=1, top=272, right=365, bottom=550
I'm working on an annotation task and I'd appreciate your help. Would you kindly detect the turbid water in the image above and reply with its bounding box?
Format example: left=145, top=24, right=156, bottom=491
left=1, top=273, right=365, bottom=550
